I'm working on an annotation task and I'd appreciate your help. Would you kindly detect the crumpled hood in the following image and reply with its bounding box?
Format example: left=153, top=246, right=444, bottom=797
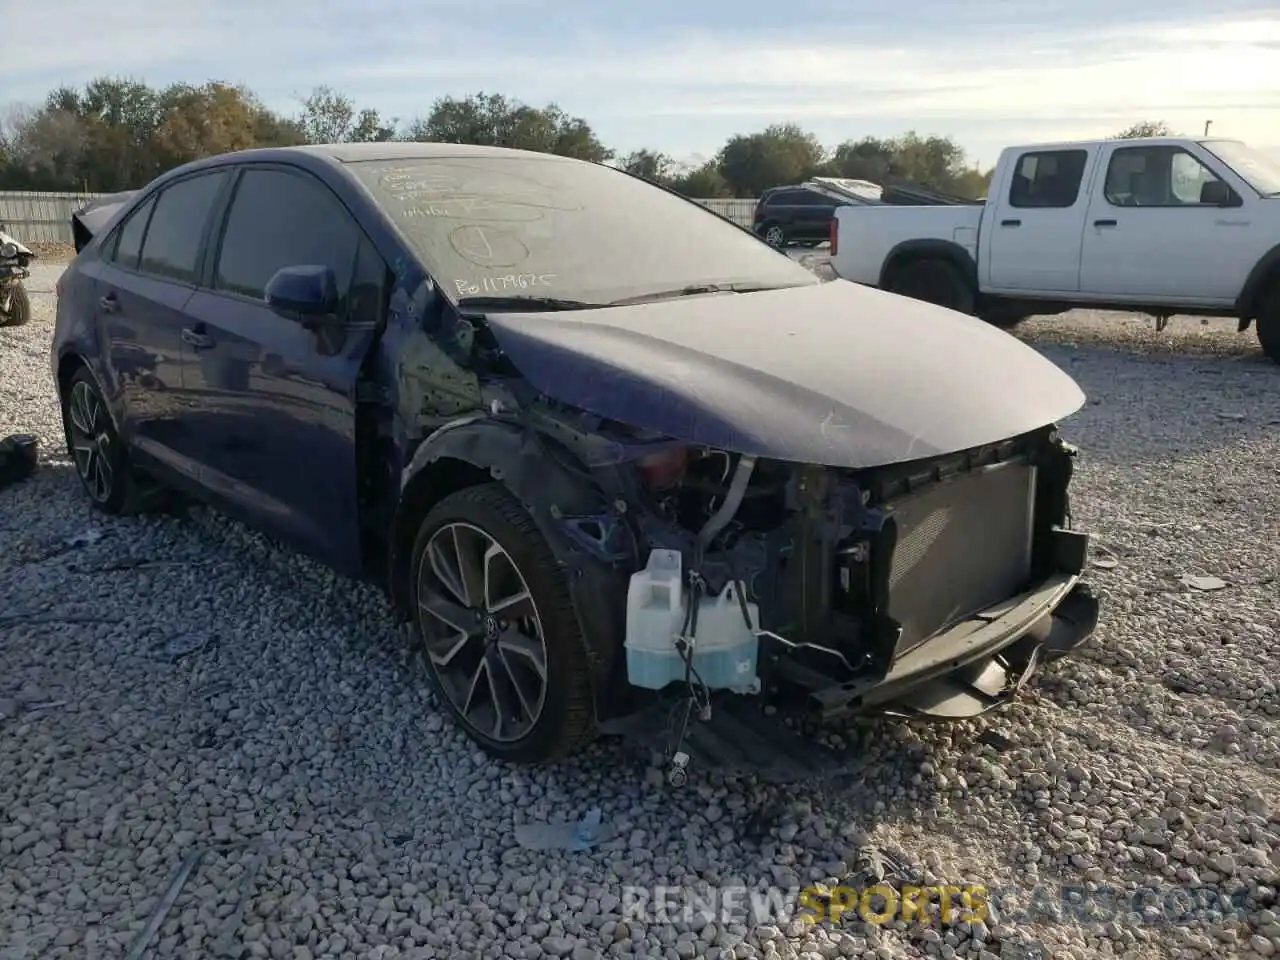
left=484, top=280, right=1085, bottom=469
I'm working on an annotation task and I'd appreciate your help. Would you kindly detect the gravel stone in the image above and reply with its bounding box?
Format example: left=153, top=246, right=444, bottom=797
left=1, top=259, right=1278, bottom=960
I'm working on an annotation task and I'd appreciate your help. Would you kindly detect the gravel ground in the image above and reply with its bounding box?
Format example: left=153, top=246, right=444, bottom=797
left=1, top=261, right=1278, bottom=960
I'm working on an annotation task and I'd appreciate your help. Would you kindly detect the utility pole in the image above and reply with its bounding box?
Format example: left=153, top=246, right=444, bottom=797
left=1204, top=120, right=1213, bottom=136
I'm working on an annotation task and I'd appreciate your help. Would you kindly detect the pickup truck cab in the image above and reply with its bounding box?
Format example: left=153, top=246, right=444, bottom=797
left=818, top=137, right=1280, bottom=363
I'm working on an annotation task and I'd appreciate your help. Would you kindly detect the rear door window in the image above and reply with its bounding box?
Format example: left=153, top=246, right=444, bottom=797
left=213, top=167, right=362, bottom=306
left=138, top=172, right=229, bottom=282
left=106, top=195, right=156, bottom=270
left=794, top=191, right=831, bottom=205
left=769, top=190, right=810, bottom=205
left=1008, top=150, right=1088, bottom=208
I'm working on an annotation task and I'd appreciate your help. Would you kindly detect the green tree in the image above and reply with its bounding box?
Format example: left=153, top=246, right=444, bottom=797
left=0, top=76, right=307, bottom=190
left=405, top=92, right=611, bottom=162
left=668, top=161, right=731, bottom=198
left=716, top=123, right=826, bottom=197
left=299, top=86, right=397, bottom=144
left=151, top=82, right=295, bottom=174
left=619, top=148, right=674, bottom=184
left=1115, top=120, right=1172, bottom=139
left=826, top=131, right=972, bottom=194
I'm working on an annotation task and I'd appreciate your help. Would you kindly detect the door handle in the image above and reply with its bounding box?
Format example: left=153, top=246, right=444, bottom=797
left=1093, top=219, right=1118, bottom=227
left=98, top=293, right=120, bottom=313
left=1000, top=219, right=1021, bottom=227
left=181, top=327, right=215, bottom=350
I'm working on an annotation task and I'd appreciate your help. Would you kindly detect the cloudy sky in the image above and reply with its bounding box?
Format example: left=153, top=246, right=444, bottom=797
left=4, top=0, right=1279, bottom=168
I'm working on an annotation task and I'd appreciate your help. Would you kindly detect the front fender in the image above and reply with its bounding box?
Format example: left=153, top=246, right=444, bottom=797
left=392, top=417, right=629, bottom=722
left=1236, top=242, right=1280, bottom=318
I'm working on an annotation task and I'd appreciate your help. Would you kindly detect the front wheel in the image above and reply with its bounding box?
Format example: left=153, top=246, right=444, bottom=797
left=0, top=282, right=30, bottom=327
left=1256, top=282, right=1280, bottom=365
left=408, top=484, right=595, bottom=762
left=888, top=259, right=975, bottom=315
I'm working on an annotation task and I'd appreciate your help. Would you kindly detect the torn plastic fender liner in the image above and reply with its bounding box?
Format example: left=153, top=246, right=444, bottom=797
left=390, top=416, right=627, bottom=721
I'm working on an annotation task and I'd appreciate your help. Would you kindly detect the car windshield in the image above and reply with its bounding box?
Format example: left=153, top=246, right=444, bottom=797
left=349, top=155, right=819, bottom=305
left=1200, top=140, right=1280, bottom=196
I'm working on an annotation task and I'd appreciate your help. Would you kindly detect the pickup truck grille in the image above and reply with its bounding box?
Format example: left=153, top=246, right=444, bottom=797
left=884, top=461, right=1036, bottom=656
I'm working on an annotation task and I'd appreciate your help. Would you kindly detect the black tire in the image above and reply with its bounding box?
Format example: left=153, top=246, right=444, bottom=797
left=0, top=282, right=30, bottom=327
left=60, top=367, right=155, bottom=514
left=1256, top=281, right=1280, bottom=365
left=759, top=222, right=787, bottom=248
left=888, top=259, right=975, bottom=314
left=408, top=483, right=595, bottom=762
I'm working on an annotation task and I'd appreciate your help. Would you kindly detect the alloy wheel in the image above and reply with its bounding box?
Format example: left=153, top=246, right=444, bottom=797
left=415, top=521, right=549, bottom=742
left=765, top=226, right=785, bottom=247
left=67, top=380, right=115, bottom=503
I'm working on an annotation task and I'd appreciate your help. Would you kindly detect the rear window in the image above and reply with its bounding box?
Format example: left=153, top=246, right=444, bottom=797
left=349, top=156, right=816, bottom=304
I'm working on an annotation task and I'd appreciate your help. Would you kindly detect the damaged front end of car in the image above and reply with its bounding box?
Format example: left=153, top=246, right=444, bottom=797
left=399, top=391, right=1097, bottom=781
left=388, top=281, right=1099, bottom=780
left=515, top=403, right=1096, bottom=779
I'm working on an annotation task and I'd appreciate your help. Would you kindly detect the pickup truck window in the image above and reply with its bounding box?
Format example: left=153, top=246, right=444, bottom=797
left=1008, top=150, right=1087, bottom=209
left=1104, top=146, right=1225, bottom=207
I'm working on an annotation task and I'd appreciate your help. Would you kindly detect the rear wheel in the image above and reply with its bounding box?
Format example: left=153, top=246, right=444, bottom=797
left=408, top=484, right=595, bottom=762
left=888, top=259, right=975, bottom=314
left=60, top=367, right=168, bottom=514
left=1256, top=281, right=1280, bottom=365
left=0, top=282, right=30, bottom=327
left=760, top=223, right=786, bottom=248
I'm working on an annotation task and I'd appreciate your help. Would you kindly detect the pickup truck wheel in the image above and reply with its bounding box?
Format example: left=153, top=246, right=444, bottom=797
left=1257, top=283, right=1280, bottom=364
left=889, top=259, right=975, bottom=314
left=409, top=483, right=595, bottom=762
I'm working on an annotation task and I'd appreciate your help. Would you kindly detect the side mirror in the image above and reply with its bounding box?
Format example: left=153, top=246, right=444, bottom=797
left=1199, top=180, right=1238, bottom=207
left=264, top=265, right=339, bottom=322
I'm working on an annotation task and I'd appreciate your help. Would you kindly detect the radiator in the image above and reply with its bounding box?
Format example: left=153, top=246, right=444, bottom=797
left=884, top=460, right=1037, bottom=655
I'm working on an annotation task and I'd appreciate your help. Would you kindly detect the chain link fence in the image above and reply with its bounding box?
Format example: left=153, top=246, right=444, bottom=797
left=0, top=191, right=758, bottom=245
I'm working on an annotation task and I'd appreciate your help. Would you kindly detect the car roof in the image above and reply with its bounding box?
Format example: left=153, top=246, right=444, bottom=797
left=762, top=184, right=821, bottom=196
left=194, top=141, right=582, bottom=169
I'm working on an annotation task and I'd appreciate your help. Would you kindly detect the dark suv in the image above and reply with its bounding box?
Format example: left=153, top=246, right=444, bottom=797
left=753, top=186, right=839, bottom=247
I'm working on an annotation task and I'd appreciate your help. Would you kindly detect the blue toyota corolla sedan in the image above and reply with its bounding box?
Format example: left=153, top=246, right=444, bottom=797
left=52, top=142, right=1098, bottom=777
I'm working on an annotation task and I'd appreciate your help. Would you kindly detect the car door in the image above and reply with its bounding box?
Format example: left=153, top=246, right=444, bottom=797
left=983, top=148, right=1093, bottom=293
left=177, top=164, right=387, bottom=575
left=1078, top=143, right=1251, bottom=304
left=89, top=171, right=230, bottom=478
left=769, top=190, right=808, bottom=236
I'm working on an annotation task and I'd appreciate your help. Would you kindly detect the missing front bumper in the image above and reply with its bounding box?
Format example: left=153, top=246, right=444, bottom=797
left=877, top=581, right=1099, bottom=719
left=808, top=574, right=1096, bottom=722
left=602, top=579, right=1099, bottom=781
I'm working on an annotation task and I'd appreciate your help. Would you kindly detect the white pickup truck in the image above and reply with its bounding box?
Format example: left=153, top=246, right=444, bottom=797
left=815, top=137, right=1280, bottom=363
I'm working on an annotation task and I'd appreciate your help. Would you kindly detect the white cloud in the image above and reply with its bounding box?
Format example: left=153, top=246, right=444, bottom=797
left=3, top=2, right=1278, bottom=166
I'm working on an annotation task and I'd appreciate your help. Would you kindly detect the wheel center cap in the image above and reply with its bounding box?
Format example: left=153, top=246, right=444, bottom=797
left=482, top=615, right=500, bottom=640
